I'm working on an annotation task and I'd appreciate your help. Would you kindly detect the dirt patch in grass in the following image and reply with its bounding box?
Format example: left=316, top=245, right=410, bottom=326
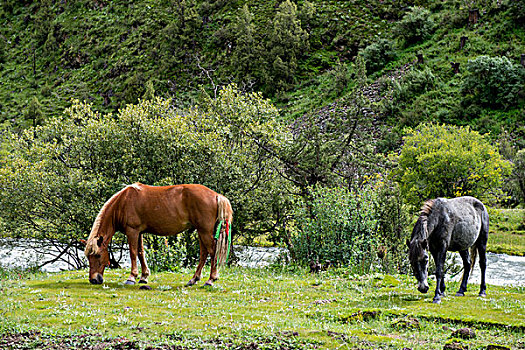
left=0, top=331, right=320, bottom=350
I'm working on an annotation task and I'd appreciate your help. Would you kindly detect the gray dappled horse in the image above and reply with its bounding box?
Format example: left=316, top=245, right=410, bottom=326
left=407, top=196, right=489, bottom=304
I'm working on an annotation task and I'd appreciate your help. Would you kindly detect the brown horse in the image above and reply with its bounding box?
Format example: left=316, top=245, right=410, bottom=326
left=83, top=183, right=233, bottom=287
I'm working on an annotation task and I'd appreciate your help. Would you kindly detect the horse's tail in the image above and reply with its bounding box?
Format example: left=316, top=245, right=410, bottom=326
left=215, top=194, right=233, bottom=267
left=471, top=200, right=489, bottom=274
left=469, top=246, right=478, bottom=274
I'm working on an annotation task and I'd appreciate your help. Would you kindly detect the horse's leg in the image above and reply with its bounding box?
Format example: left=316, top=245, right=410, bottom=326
left=202, top=230, right=218, bottom=286
left=477, top=207, right=489, bottom=297
left=456, top=249, right=471, bottom=296
left=478, top=245, right=487, bottom=297
left=137, top=233, right=150, bottom=284
left=186, top=232, right=207, bottom=286
left=431, top=247, right=447, bottom=304
left=125, top=229, right=140, bottom=285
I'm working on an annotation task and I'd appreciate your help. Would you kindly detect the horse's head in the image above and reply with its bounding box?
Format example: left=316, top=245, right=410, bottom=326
left=407, top=219, right=430, bottom=293
left=83, top=236, right=109, bottom=284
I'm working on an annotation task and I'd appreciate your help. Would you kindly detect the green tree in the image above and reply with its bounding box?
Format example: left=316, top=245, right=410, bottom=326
left=280, top=56, right=384, bottom=193
left=159, top=0, right=201, bottom=76
left=359, top=39, right=397, bottom=74
left=265, top=0, right=309, bottom=92
left=393, top=6, right=435, bottom=47
left=397, top=123, right=512, bottom=208
left=24, top=96, right=43, bottom=128
left=230, top=5, right=261, bottom=87
left=461, top=55, right=524, bottom=109
left=33, top=0, right=54, bottom=46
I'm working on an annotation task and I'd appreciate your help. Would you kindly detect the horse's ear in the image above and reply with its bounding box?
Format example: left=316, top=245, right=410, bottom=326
left=97, top=236, right=104, bottom=247
left=421, top=239, right=428, bottom=249
left=79, top=239, right=87, bottom=246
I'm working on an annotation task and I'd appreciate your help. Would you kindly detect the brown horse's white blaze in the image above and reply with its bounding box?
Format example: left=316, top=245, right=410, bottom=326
left=83, top=183, right=233, bottom=286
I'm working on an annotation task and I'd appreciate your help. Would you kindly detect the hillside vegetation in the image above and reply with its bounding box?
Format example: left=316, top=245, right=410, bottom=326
left=1, top=0, right=523, bottom=136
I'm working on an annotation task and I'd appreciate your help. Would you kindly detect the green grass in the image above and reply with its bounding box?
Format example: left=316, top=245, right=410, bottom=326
left=489, top=208, right=525, bottom=256
left=1, top=267, right=523, bottom=349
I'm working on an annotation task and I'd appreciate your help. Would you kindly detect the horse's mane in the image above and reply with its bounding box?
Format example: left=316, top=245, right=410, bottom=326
left=84, top=183, right=142, bottom=256
left=420, top=199, right=435, bottom=217
left=410, top=199, right=436, bottom=244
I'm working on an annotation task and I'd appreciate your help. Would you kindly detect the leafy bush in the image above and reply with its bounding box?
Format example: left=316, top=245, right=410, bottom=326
left=144, top=236, right=186, bottom=273
left=397, top=123, right=512, bottom=208
left=461, top=55, right=524, bottom=108
left=359, top=39, right=397, bottom=74
left=393, top=67, right=436, bottom=102
left=381, top=67, right=437, bottom=127
left=324, top=60, right=352, bottom=96
left=374, top=178, right=411, bottom=274
left=290, top=184, right=378, bottom=273
left=393, top=7, right=435, bottom=47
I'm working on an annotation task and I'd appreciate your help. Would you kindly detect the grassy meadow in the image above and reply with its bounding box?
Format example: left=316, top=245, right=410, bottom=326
left=488, top=208, right=525, bottom=256
left=0, top=266, right=523, bottom=349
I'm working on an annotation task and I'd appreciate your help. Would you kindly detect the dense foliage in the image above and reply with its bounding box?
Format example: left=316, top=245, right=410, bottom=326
left=290, top=178, right=410, bottom=272
left=359, top=39, right=397, bottom=74
left=461, top=55, right=525, bottom=108
left=290, top=184, right=379, bottom=272
left=392, top=6, right=435, bottom=47
left=397, top=123, right=512, bottom=207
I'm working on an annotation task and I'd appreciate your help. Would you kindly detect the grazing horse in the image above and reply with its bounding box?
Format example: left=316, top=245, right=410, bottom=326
left=407, top=196, right=489, bottom=303
left=83, top=183, right=233, bottom=287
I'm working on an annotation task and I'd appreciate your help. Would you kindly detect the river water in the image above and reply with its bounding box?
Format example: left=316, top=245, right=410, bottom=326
left=0, top=242, right=523, bottom=286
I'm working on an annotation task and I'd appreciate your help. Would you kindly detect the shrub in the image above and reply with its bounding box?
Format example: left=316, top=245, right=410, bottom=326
left=461, top=55, right=524, bottom=109
left=325, top=60, right=352, bottom=96
left=144, top=236, right=185, bottom=272
left=359, top=39, right=397, bottom=74
left=381, top=67, right=437, bottom=126
left=397, top=123, right=512, bottom=208
left=393, top=67, right=436, bottom=102
left=290, top=184, right=378, bottom=273
left=374, top=178, right=411, bottom=274
left=393, top=7, right=435, bottom=47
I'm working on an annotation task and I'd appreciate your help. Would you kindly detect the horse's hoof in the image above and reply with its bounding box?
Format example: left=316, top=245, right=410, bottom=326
left=124, top=280, right=135, bottom=285
left=432, top=298, right=441, bottom=304
left=203, top=282, right=213, bottom=287
left=455, top=292, right=465, bottom=297
left=138, top=280, right=148, bottom=284
left=479, top=292, right=486, bottom=297
left=185, top=280, right=195, bottom=287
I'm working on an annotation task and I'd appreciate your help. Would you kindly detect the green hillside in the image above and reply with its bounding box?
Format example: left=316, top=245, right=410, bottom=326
left=1, top=0, right=523, bottom=138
